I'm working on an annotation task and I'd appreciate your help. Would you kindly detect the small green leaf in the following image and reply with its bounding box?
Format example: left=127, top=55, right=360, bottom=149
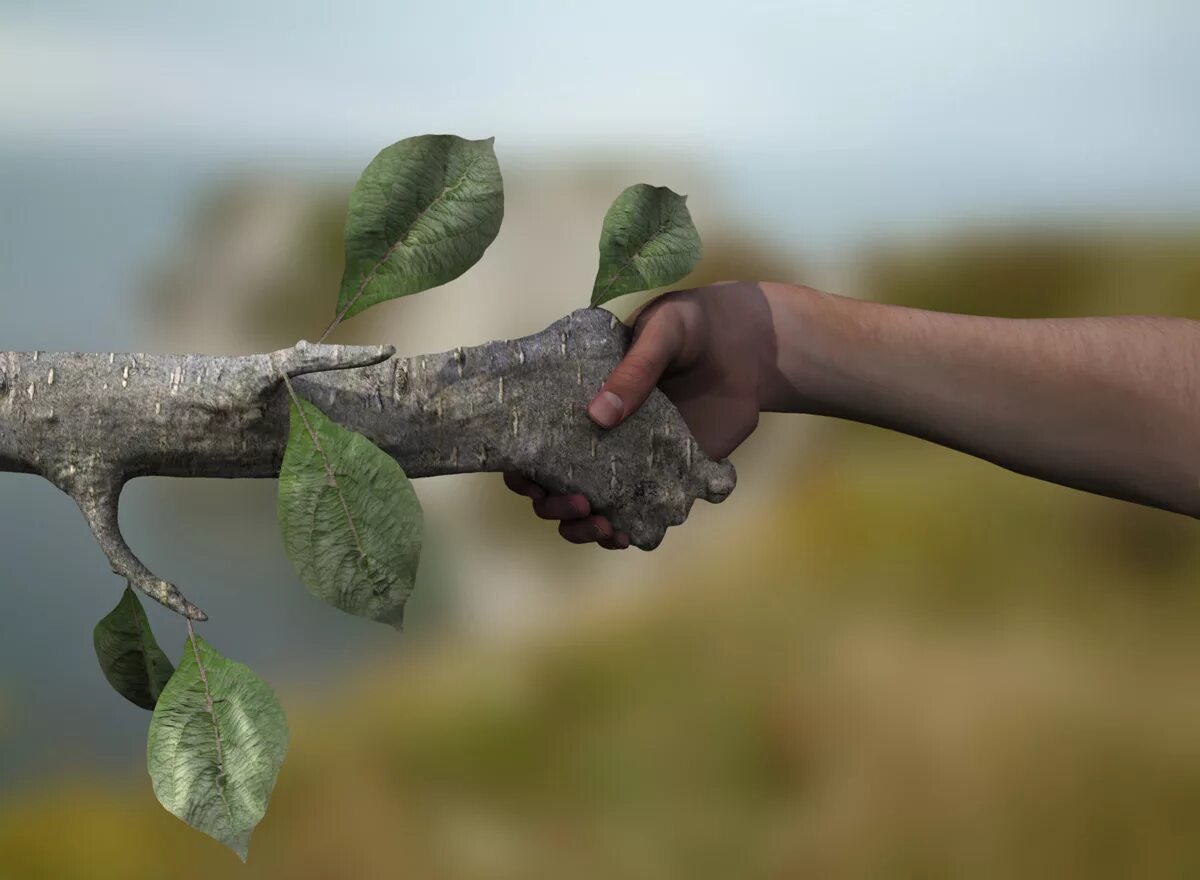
left=147, top=634, right=288, bottom=862
left=336, top=134, right=504, bottom=324
left=277, top=398, right=423, bottom=626
left=93, top=585, right=174, bottom=710
left=590, top=184, right=703, bottom=306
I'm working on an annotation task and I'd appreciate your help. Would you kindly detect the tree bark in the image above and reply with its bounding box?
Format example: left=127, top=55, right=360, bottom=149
left=0, top=308, right=735, bottom=619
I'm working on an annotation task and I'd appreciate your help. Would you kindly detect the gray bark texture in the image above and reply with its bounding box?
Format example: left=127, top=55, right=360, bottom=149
left=0, top=308, right=736, bottom=620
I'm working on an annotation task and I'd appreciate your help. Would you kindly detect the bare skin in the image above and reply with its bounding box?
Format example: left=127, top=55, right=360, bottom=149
left=505, top=281, right=1200, bottom=548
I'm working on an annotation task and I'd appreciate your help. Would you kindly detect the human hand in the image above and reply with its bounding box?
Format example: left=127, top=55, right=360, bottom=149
left=504, top=281, right=779, bottom=548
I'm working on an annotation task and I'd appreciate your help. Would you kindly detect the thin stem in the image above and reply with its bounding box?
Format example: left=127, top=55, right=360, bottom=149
left=186, top=618, right=226, bottom=774
left=316, top=309, right=347, bottom=345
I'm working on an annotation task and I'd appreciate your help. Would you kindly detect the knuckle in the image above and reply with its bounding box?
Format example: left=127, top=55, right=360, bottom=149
left=632, top=295, right=680, bottom=332
left=611, top=353, right=658, bottom=388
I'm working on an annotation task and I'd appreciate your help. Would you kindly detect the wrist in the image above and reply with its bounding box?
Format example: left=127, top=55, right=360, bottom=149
left=756, top=282, right=848, bottom=414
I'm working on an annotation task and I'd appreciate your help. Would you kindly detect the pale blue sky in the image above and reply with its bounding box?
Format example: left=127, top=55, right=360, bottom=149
left=3, top=0, right=1197, bottom=194
left=3, top=0, right=1198, bottom=251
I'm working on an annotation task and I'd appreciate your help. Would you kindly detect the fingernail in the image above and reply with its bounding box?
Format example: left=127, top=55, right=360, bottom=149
left=588, top=390, right=624, bottom=428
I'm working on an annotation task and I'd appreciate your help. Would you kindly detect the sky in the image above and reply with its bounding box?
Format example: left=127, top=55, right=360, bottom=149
left=2, top=0, right=1198, bottom=245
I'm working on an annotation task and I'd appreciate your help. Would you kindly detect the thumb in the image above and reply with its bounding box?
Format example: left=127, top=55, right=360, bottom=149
left=587, top=310, right=683, bottom=429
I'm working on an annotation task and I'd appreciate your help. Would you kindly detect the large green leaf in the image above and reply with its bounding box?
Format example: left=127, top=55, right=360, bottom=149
left=335, top=134, right=503, bottom=324
left=147, top=635, right=288, bottom=861
left=277, top=398, right=423, bottom=626
left=93, top=585, right=174, bottom=710
left=590, top=184, right=703, bottom=306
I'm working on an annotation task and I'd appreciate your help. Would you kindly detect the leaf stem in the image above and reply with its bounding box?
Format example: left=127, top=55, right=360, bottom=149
left=316, top=309, right=349, bottom=346
left=186, top=618, right=226, bottom=774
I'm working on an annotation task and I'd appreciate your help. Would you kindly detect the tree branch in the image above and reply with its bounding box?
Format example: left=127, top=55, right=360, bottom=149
left=0, top=309, right=735, bottom=617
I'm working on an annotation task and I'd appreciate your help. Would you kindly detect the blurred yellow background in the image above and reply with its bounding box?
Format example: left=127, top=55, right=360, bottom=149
left=2, top=1, right=1199, bottom=877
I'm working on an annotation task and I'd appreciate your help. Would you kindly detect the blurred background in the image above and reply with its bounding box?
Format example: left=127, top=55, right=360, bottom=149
left=2, top=0, right=1199, bottom=876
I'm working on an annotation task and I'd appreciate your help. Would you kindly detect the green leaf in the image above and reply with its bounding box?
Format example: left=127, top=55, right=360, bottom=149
left=147, top=634, right=288, bottom=862
left=590, top=184, right=703, bottom=306
left=336, top=134, right=504, bottom=324
left=93, top=585, right=174, bottom=710
left=277, top=398, right=423, bottom=626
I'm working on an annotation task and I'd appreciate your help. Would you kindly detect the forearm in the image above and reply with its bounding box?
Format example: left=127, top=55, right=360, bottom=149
left=759, top=282, right=1200, bottom=517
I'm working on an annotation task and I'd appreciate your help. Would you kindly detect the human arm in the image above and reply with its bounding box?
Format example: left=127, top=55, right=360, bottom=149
left=506, top=281, right=1200, bottom=545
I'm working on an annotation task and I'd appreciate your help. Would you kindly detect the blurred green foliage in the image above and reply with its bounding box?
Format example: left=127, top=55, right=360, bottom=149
left=864, top=229, right=1200, bottom=318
